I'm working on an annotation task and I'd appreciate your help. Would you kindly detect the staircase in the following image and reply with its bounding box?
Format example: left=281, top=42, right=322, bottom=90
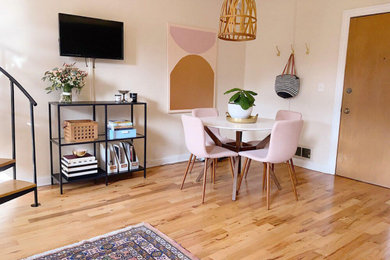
left=0, top=67, right=39, bottom=207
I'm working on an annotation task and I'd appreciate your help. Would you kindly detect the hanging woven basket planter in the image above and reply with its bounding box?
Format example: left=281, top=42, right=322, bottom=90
left=218, top=0, right=257, bottom=41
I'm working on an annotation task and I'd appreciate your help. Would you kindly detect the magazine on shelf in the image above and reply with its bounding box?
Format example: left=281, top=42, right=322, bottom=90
left=113, top=143, right=129, bottom=172
left=99, top=143, right=119, bottom=174
left=120, top=141, right=139, bottom=169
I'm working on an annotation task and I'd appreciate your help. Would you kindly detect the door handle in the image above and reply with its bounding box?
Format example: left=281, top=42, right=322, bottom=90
left=344, top=108, right=350, bottom=114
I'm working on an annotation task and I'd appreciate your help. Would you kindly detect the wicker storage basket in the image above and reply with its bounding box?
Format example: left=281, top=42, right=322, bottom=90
left=64, top=120, right=98, bottom=143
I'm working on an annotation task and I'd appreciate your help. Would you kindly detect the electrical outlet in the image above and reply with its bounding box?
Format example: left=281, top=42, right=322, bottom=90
left=295, top=147, right=302, bottom=156
left=302, top=148, right=311, bottom=159
left=295, top=146, right=311, bottom=159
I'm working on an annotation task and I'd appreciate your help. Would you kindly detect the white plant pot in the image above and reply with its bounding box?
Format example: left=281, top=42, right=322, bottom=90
left=228, top=103, right=253, bottom=119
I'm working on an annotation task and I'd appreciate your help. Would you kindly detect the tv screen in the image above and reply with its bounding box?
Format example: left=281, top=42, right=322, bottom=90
left=59, top=13, right=124, bottom=60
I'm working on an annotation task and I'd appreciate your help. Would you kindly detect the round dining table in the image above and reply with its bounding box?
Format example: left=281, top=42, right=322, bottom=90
left=199, top=116, right=276, bottom=201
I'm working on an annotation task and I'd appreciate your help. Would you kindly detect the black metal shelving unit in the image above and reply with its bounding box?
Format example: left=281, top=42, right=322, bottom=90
left=48, top=101, right=147, bottom=194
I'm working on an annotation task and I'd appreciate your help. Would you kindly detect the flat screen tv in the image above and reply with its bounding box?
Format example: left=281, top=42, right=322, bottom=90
left=59, top=13, right=124, bottom=60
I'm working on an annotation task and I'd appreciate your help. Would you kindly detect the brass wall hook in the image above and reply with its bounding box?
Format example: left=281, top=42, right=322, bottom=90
left=305, top=43, right=310, bottom=55
left=276, top=46, right=281, bottom=56
left=291, top=44, right=295, bottom=54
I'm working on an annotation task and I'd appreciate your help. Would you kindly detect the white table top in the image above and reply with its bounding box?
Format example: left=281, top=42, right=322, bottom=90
left=200, top=116, right=275, bottom=131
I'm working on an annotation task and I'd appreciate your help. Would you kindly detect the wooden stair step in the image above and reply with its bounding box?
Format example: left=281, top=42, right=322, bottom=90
left=0, top=158, right=15, bottom=169
left=0, top=180, right=36, bottom=199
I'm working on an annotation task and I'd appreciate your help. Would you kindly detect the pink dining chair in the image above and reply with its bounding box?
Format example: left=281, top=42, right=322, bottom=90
left=273, top=110, right=302, bottom=183
left=181, top=115, right=238, bottom=203
left=184, top=108, right=235, bottom=179
left=241, top=110, right=302, bottom=185
left=239, top=119, right=303, bottom=209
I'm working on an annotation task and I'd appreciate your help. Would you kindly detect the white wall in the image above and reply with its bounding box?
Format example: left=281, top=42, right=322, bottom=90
left=244, top=0, right=390, bottom=173
left=3, top=0, right=388, bottom=185
left=0, top=0, right=246, bottom=185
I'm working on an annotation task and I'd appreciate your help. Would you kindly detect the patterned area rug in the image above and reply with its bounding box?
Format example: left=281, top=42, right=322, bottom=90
left=24, top=223, right=198, bottom=260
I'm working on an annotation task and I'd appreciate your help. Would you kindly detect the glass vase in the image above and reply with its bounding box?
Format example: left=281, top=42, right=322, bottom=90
left=60, top=91, right=72, bottom=103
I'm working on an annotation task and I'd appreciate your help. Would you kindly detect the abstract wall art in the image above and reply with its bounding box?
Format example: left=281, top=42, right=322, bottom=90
left=167, top=24, right=217, bottom=113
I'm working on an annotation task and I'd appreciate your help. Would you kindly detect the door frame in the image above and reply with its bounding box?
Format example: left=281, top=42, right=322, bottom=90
left=330, top=3, right=390, bottom=174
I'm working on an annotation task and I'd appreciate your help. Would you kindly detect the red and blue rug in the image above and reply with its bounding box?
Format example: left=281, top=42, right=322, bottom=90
left=25, top=223, right=197, bottom=260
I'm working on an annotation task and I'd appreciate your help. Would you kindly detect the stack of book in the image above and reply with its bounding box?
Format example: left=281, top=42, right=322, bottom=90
left=108, top=119, right=136, bottom=139
left=61, top=153, right=98, bottom=179
left=108, top=120, right=133, bottom=130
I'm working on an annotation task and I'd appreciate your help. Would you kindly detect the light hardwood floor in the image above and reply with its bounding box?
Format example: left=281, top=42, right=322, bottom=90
left=1, top=160, right=390, bottom=259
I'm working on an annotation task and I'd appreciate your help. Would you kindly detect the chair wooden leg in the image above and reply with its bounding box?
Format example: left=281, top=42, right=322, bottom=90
left=266, top=162, right=271, bottom=210
left=214, top=159, right=218, bottom=184
left=270, top=166, right=282, bottom=191
left=180, top=154, right=193, bottom=190
left=210, top=159, right=214, bottom=183
left=237, top=158, right=251, bottom=194
left=290, top=158, right=298, bottom=185
left=189, top=156, right=196, bottom=174
left=196, top=158, right=211, bottom=183
left=262, top=163, right=266, bottom=191
left=212, top=159, right=216, bottom=184
left=237, top=158, right=248, bottom=192
left=244, top=159, right=252, bottom=179
left=242, top=158, right=248, bottom=176
left=237, top=159, right=247, bottom=194
left=228, top=157, right=235, bottom=179
left=202, top=158, right=209, bottom=204
left=287, top=161, right=298, bottom=201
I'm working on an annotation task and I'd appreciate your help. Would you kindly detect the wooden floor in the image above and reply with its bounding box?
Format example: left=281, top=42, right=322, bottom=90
left=1, top=160, right=390, bottom=259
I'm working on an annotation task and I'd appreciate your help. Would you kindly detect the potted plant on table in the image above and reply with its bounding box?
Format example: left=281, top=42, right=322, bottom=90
left=42, top=63, right=88, bottom=103
left=224, top=88, right=258, bottom=119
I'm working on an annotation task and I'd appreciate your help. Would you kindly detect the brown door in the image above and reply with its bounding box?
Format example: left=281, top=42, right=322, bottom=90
left=337, top=13, right=390, bottom=188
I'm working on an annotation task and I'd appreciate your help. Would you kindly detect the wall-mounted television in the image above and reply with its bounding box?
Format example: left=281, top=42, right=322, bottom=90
left=59, top=13, right=124, bottom=60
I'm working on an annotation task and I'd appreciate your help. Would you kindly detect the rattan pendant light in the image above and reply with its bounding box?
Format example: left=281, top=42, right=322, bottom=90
left=218, top=0, right=257, bottom=41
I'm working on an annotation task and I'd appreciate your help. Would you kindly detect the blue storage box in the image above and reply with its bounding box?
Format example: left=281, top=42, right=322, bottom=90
left=108, top=128, right=137, bottom=139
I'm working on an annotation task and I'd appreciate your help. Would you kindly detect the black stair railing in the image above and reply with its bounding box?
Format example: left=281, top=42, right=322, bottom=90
left=0, top=66, right=39, bottom=206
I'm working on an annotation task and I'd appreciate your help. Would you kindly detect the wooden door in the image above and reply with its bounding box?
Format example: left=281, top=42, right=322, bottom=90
left=337, top=13, right=390, bottom=188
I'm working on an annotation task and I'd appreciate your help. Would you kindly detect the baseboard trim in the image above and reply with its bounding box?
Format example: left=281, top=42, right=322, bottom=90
left=36, top=153, right=192, bottom=187
left=292, top=157, right=333, bottom=175
left=147, top=153, right=191, bottom=168
left=38, top=176, right=52, bottom=187
left=36, top=153, right=331, bottom=187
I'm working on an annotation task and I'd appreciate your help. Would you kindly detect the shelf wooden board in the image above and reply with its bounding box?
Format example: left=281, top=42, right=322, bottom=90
left=51, top=133, right=145, bottom=146
left=0, top=180, right=36, bottom=199
left=0, top=158, right=15, bottom=169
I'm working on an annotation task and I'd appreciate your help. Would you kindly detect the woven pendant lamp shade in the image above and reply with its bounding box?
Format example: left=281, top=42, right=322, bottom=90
left=218, top=0, right=257, bottom=41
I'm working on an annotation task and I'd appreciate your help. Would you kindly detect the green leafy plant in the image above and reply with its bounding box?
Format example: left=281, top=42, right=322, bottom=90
left=224, top=88, right=258, bottom=110
left=42, top=63, right=88, bottom=94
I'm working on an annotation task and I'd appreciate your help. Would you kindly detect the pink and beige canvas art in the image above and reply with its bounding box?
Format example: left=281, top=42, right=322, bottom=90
left=168, top=24, right=217, bottom=113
